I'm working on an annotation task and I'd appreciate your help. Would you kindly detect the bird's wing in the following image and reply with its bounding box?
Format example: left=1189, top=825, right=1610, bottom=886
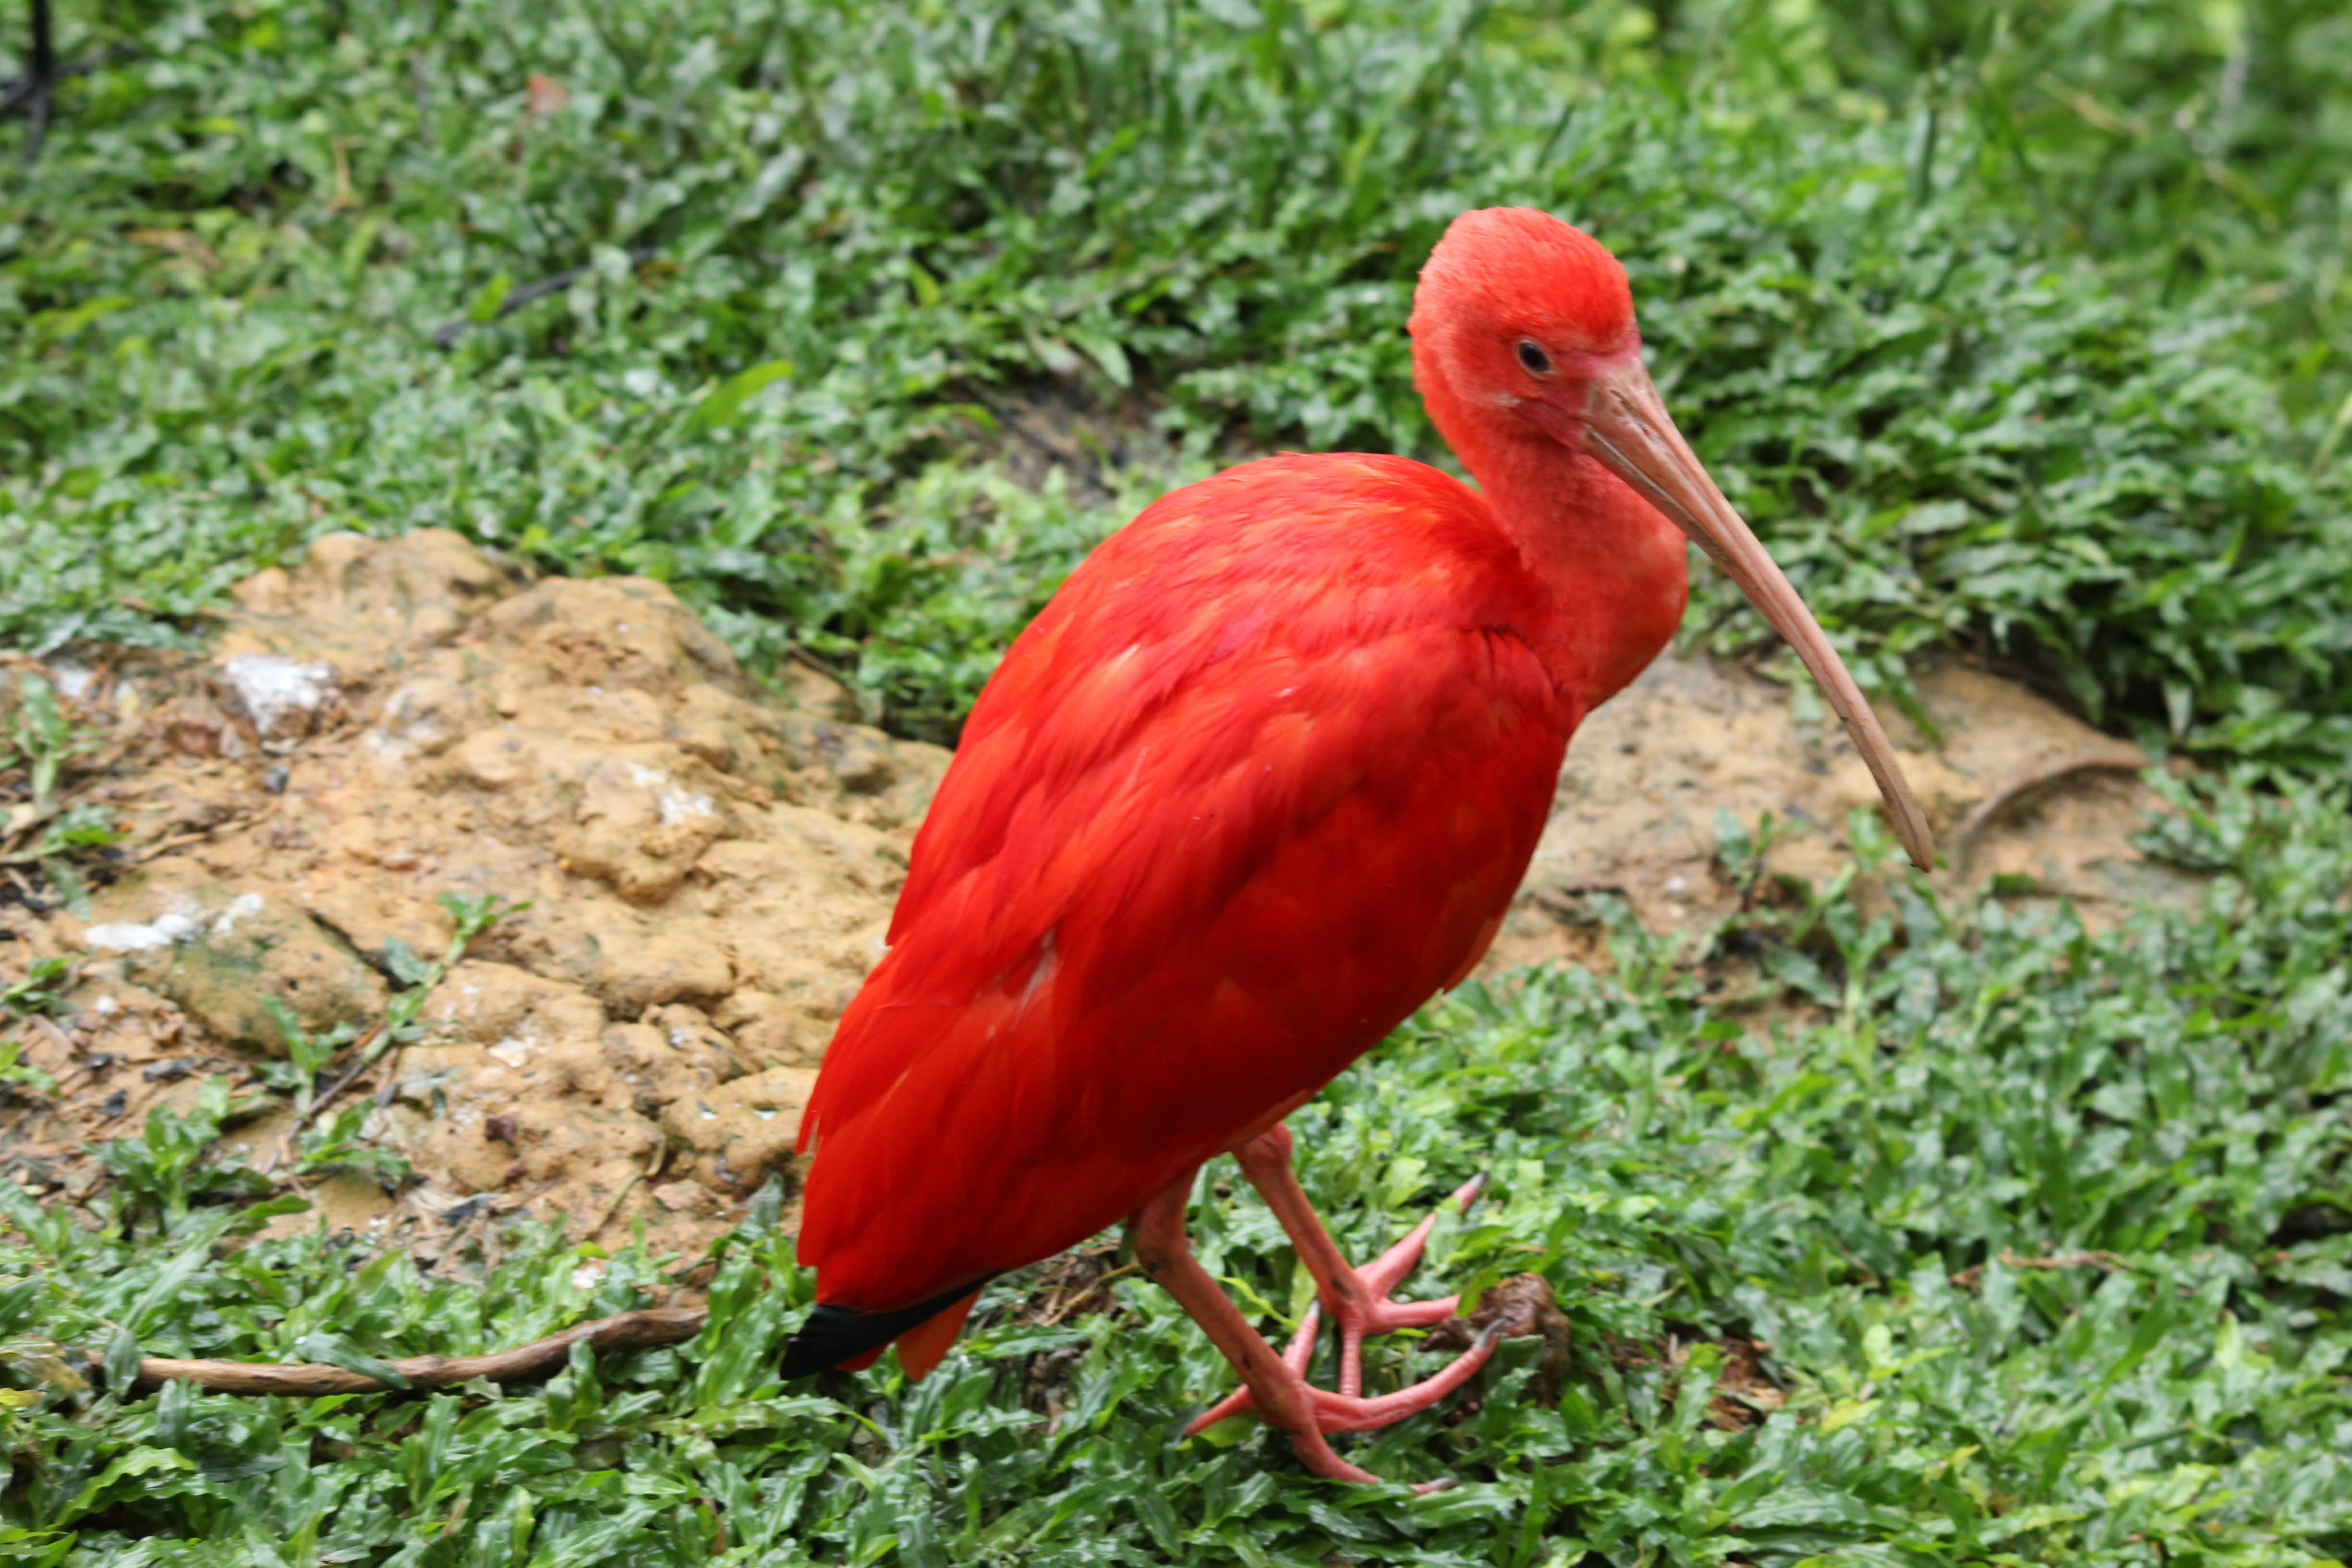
left=795, top=455, right=1572, bottom=1311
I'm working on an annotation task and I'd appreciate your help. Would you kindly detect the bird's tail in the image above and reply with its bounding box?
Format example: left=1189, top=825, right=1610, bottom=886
left=780, top=1279, right=990, bottom=1382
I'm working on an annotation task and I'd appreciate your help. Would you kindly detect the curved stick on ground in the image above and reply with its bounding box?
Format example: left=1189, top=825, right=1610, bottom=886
left=133, top=1305, right=709, bottom=1396
left=1951, top=748, right=2148, bottom=873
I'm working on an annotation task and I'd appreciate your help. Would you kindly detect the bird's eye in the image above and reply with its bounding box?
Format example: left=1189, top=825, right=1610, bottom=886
left=1515, top=340, right=1553, bottom=375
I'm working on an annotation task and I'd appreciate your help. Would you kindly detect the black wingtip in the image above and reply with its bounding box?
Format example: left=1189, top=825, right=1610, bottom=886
left=780, top=1280, right=990, bottom=1380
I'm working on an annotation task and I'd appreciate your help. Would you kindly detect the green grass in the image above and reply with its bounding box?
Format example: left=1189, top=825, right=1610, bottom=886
left=3, top=0, right=2348, bottom=747
left=4, top=1, right=2351, bottom=1563
left=4, top=782, right=2348, bottom=1565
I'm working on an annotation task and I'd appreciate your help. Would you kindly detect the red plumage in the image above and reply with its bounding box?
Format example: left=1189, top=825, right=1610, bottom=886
left=796, top=452, right=1594, bottom=1324
left=783, top=211, right=1920, bottom=1442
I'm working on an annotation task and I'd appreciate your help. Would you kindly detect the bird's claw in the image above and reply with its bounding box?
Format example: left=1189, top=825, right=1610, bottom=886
left=1186, top=1171, right=1494, bottom=1479
left=1185, top=1302, right=1321, bottom=1435
left=1190, top=1318, right=1505, bottom=1485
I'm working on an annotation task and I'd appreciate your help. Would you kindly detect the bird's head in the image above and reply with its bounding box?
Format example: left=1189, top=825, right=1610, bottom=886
left=1410, top=207, right=1934, bottom=871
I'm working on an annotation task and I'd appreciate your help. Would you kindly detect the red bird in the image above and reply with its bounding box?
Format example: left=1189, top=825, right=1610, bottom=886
left=781, top=207, right=1932, bottom=1483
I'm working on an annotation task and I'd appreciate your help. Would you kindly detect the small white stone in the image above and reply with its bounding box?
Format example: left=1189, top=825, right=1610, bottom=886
left=487, top=1033, right=537, bottom=1067
left=210, top=892, right=266, bottom=936
left=218, top=654, right=337, bottom=739
left=627, top=761, right=714, bottom=825
left=83, top=910, right=202, bottom=952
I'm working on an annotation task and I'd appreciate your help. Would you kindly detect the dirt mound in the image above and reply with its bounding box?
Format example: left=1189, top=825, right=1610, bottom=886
left=1483, top=650, right=2201, bottom=971
left=0, top=531, right=2195, bottom=1264
left=2, top=532, right=946, bottom=1263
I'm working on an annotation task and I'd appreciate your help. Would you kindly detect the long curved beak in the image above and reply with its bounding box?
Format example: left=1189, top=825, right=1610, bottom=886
left=1578, top=360, right=1936, bottom=871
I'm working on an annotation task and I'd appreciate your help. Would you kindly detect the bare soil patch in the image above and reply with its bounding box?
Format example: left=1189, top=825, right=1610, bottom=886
left=2, top=531, right=946, bottom=1267
left=0, top=532, right=2197, bottom=1267
left=1483, top=647, right=2202, bottom=974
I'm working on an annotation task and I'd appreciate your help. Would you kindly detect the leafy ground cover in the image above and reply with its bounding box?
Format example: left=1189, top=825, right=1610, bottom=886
left=4, top=785, right=2348, bottom=1565
left=3, top=0, right=2348, bottom=750
left=3, top=1, right=2351, bottom=1564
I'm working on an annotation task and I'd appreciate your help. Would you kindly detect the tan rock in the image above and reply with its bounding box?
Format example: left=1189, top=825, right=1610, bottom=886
left=661, top=1064, right=820, bottom=1194
left=19, top=530, right=944, bottom=1252
left=1485, top=650, right=2202, bottom=973
left=553, top=750, right=733, bottom=904
left=712, top=988, right=819, bottom=1069
left=468, top=575, right=739, bottom=697
left=652, top=1180, right=714, bottom=1215
left=218, top=527, right=512, bottom=673
left=78, top=887, right=388, bottom=1056
left=423, top=960, right=603, bottom=1046
left=514, top=900, right=736, bottom=1013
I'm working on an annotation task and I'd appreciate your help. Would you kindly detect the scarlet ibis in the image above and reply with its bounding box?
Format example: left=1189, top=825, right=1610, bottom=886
left=781, top=207, right=1932, bottom=1483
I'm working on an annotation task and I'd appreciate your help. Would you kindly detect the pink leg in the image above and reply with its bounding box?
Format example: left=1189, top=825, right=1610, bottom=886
left=1130, top=1173, right=1499, bottom=1486
left=1190, top=1124, right=1484, bottom=1430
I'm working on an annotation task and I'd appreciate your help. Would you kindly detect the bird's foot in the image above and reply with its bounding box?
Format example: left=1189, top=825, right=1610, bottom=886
left=1131, top=1164, right=1500, bottom=1489
left=1191, top=1303, right=1503, bottom=1487
left=1185, top=1168, right=1488, bottom=1435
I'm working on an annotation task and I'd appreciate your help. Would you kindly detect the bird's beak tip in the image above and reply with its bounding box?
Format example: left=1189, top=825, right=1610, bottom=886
left=1577, top=362, right=1937, bottom=873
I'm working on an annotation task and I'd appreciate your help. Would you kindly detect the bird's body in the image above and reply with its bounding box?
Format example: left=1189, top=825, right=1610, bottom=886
left=797, top=450, right=1683, bottom=1324
left=783, top=209, right=1929, bottom=1480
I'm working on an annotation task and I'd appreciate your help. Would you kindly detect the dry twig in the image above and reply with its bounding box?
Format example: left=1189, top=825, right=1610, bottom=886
left=1952, top=749, right=2146, bottom=872
left=134, top=1304, right=709, bottom=1395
